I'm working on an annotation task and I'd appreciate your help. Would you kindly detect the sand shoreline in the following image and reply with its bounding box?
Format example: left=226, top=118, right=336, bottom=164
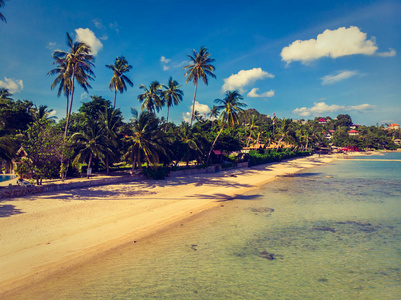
left=0, top=155, right=336, bottom=297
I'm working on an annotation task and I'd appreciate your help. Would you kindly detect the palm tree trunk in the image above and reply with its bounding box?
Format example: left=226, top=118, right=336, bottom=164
left=165, top=105, right=170, bottom=132
left=131, top=155, right=137, bottom=173
left=113, top=87, right=117, bottom=108
left=190, top=81, right=198, bottom=126
left=64, top=71, right=75, bottom=139
left=106, top=153, right=110, bottom=175
left=87, top=151, right=92, bottom=179
left=206, top=122, right=226, bottom=164
left=65, top=94, right=70, bottom=119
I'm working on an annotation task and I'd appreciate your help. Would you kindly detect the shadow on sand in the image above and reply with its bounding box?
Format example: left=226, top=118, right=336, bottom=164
left=0, top=204, right=24, bottom=217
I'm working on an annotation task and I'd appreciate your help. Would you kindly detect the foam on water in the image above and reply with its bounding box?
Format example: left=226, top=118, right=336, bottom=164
left=12, top=153, right=401, bottom=299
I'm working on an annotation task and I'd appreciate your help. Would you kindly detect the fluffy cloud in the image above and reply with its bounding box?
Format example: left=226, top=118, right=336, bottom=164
left=0, top=77, right=23, bottom=93
left=183, top=101, right=211, bottom=122
left=222, top=68, right=274, bottom=93
left=247, top=88, right=275, bottom=98
left=160, top=56, right=187, bottom=71
left=321, top=70, right=359, bottom=85
left=281, top=26, right=386, bottom=64
left=160, top=56, right=171, bottom=71
left=75, top=28, right=103, bottom=56
left=292, top=101, right=375, bottom=117
left=377, top=48, right=396, bottom=57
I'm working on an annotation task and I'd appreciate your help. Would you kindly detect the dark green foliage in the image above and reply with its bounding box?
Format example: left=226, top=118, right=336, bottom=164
left=142, top=167, right=169, bottom=180
left=248, top=149, right=311, bottom=166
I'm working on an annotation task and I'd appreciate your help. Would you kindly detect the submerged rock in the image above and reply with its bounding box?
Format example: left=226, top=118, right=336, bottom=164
left=314, top=226, right=336, bottom=233
left=248, top=207, right=275, bottom=214
left=259, top=251, right=276, bottom=260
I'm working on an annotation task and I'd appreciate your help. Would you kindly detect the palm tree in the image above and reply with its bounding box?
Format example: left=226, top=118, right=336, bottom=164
left=47, top=59, right=71, bottom=118
left=99, top=105, right=123, bottom=174
left=30, top=105, right=57, bottom=123
left=0, top=0, right=7, bottom=23
left=0, top=88, right=12, bottom=100
left=206, top=91, right=246, bottom=163
left=71, top=118, right=112, bottom=178
left=49, top=33, right=95, bottom=138
left=106, top=56, right=133, bottom=108
left=183, top=47, right=216, bottom=126
left=162, top=77, right=183, bottom=130
left=208, top=105, right=219, bottom=129
left=138, top=81, right=164, bottom=114
left=176, top=122, right=202, bottom=166
left=125, top=110, right=166, bottom=172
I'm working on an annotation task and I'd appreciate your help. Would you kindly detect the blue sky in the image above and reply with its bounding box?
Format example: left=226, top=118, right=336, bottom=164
left=0, top=0, right=400, bottom=126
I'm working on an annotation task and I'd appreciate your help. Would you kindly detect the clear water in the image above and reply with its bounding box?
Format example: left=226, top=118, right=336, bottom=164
left=0, top=175, right=15, bottom=182
left=12, top=153, right=401, bottom=299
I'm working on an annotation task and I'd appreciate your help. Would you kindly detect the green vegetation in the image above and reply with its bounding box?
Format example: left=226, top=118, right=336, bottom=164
left=0, top=39, right=399, bottom=183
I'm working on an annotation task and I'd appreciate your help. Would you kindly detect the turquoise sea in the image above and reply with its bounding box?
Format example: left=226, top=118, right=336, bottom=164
left=12, top=153, right=401, bottom=299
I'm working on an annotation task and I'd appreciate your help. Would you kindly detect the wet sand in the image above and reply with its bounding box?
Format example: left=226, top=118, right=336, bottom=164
left=0, top=155, right=335, bottom=296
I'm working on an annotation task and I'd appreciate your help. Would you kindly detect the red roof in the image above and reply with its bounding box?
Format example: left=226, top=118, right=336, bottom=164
left=349, top=130, right=359, bottom=133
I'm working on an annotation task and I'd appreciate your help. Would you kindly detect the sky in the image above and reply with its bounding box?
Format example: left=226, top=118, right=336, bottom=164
left=0, top=0, right=400, bottom=126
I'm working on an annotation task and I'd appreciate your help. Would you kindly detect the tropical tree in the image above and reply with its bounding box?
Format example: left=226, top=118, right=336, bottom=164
left=162, top=77, right=183, bottom=130
left=30, top=105, right=57, bottom=123
left=125, top=110, right=167, bottom=172
left=0, top=88, right=12, bottom=101
left=106, top=56, right=133, bottom=108
left=99, top=105, right=123, bottom=174
left=183, top=47, right=216, bottom=125
left=138, top=81, right=164, bottom=114
left=206, top=91, right=246, bottom=163
left=0, top=0, right=7, bottom=23
left=49, top=33, right=95, bottom=138
left=71, top=118, right=112, bottom=178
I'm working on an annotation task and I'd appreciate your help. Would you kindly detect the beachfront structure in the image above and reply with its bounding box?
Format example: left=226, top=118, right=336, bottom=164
left=387, top=123, right=400, bottom=130
left=348, top=130, right=359, bottom=136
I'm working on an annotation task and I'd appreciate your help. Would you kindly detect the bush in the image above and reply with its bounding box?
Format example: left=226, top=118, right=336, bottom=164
left=248, top=149, right=311, bottom=166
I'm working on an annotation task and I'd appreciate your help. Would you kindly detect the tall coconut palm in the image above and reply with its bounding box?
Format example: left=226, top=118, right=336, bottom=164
left=125, top=110, right=166, bottom=172
left=138, top=81, right=164, bottom=114
left=47, top=59, right=71, bottom=118
left=183, top=47, right=216, bottom=126
left=206, top=91, right=246, bottom=163
left=71, top=118, right=112, bottom=178
left=0, top=0, right=7, bottom=23
left=106, top=56, right=133, bottom=108
left=49, top=33, right=95, bottom=138
left=162, top=77, right=183, bottom=130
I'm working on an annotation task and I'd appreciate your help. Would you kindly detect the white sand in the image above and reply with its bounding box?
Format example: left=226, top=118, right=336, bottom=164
left=0, top=155, right=335, bottom=295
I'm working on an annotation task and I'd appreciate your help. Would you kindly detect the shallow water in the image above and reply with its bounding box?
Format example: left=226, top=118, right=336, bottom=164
left=0, top=175, right=15, bottom=183
left=12, top=153, right=401, bottom=299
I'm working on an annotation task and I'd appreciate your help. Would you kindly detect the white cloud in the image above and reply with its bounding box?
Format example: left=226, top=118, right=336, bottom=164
left=377, top=48, right=396, bottom=57
left=92, top=19, right=103, bottom=29
left=160, top=56, right=187, bottom=71
left=292, top=101, right=376, bottom=117
left=0, top=77, right=23, bottom=93
left=183, top=112, right=191, bottom=123
left=222, top=68, right=274, bottom=93
left=281, top=26, right=382, bottom=65
left=321, top=70, right=359, bottom=85
left=160, top=56, right=171, bottom=71
left=46, top=42, right=57, bottom=50
left=80, top=92, right=89, bottom=100
left=109, top=21, right=120, bottom=33
left=48, top=110, right=57, bottom=117
left=183, top=101, right=211, bottom=122
left=75, top=28, right=103, bottom=56
left=247, top=88, right=275, bottom=98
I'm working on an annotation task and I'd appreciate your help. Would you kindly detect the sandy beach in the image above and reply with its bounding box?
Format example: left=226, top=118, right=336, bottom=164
left=0, top=155, right=335, bottom=296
